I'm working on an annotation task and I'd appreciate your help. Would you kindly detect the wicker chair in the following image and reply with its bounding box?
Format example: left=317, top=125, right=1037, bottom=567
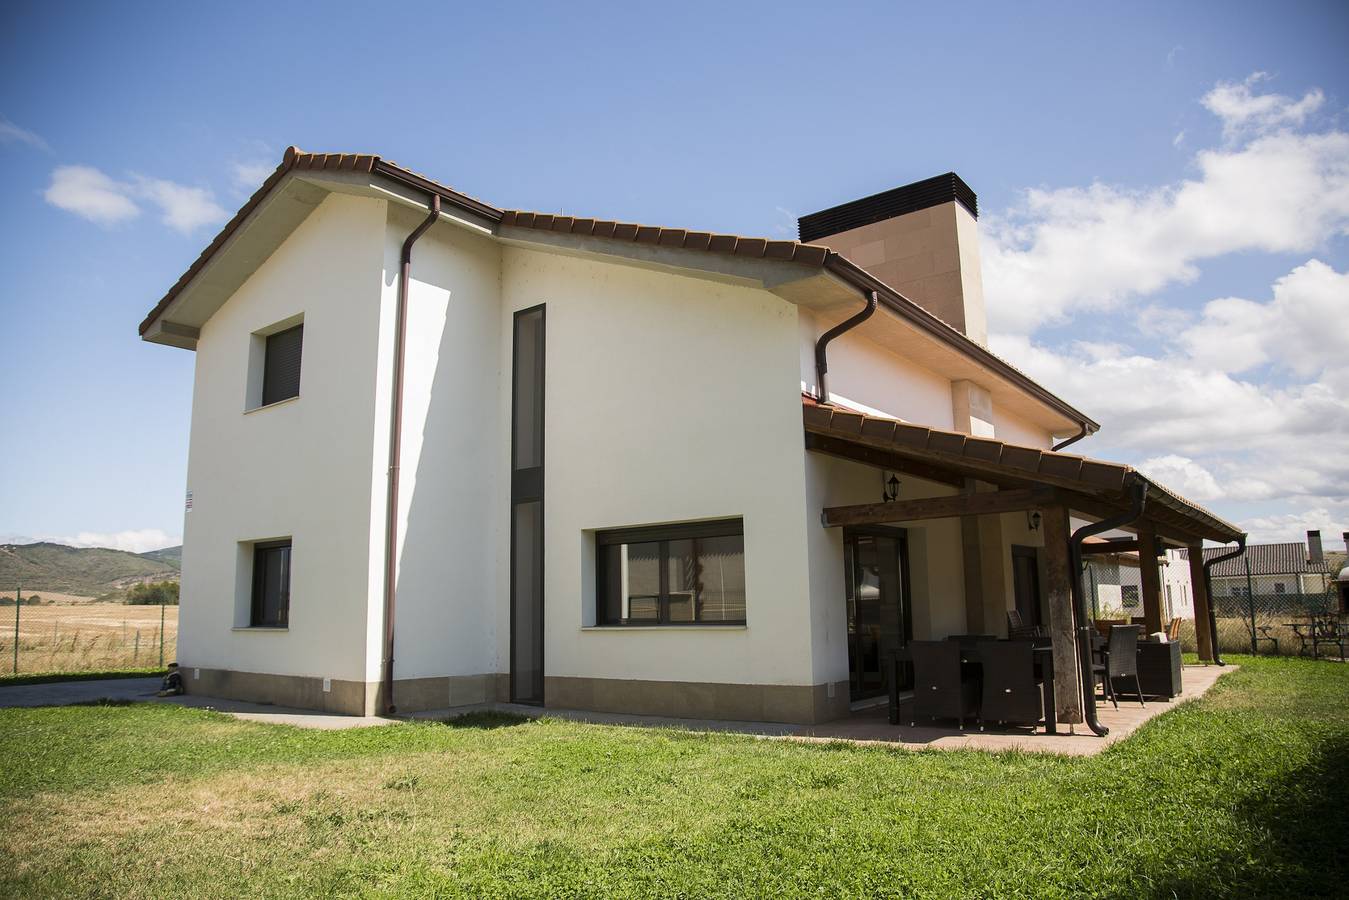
left=978, top=640, right=1045, bottom=731
left=1092, top=624, right=1145, bottom=709
left=1166, top=617, right=1182, bottom=642
left=1007, top=610, right=1047, bottom=640
left=910, top=640, right=980, bottom=729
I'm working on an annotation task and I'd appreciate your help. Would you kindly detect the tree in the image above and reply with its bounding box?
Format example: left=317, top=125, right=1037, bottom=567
left=125, top=581, right=180, bottom=605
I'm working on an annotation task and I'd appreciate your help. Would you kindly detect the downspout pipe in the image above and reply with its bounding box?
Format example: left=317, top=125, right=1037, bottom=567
left=1052, top=423, right=1092, bottom=452
left=381, top=194, right=441, bottom=714
left=1201, top=534, right=1247, bottom=667
left=1069, top=481, right=1148, bottom=737
left=814, top=291, right=877, bottom=403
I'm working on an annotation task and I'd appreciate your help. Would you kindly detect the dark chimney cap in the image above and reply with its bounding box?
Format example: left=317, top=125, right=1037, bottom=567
left=798, top=172, right=978, bottom=243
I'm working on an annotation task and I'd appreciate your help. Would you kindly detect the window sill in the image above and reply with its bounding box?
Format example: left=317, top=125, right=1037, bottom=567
left=244, top=395, right=300, bottom=415
left=232, top=626, right=289, bottom=632
left=581, top=625, right=747, bottom=632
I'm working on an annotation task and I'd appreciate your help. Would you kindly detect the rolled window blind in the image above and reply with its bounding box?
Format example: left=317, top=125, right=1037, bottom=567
left=262, top=324, right=303, bottom=405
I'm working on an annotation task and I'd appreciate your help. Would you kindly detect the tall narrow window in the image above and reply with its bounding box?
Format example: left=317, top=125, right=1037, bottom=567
left=261, top=324, right=303, bottom=405
left=510, top=306, right=545, bottom=704
left=251, top=540, right=291, bottom=627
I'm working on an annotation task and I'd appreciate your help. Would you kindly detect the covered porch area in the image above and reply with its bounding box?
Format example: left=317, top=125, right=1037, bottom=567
left=802, top=396, right=1245, bottom=735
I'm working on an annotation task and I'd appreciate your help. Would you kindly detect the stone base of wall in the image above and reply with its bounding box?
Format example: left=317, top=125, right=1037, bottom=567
left=545, top=676, right=852, bottom=725
left=184, top=667, right=849, bottom=724
left=184, top=667, right=508, bottom=716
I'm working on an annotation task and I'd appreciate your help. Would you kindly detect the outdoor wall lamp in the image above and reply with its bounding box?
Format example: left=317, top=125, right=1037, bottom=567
left=1027, top=510, right=1042, bottom=532
left=882, top=473, right=901, bottom=503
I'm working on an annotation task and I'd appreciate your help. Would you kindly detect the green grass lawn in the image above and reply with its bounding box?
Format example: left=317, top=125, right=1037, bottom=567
left=1, top=656, right=1345, bottom=899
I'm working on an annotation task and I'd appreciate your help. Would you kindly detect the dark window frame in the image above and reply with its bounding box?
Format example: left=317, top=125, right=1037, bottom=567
left=250, top=539, right=292, bottom=628
left=509, top=305, right=546, bottom=704
left=596, top=518, right=746, bottom=626
left=261, top=323, right=304, bottom=406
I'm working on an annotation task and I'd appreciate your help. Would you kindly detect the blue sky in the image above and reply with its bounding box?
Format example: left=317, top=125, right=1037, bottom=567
left=2, top=1, right=1347, bottom=552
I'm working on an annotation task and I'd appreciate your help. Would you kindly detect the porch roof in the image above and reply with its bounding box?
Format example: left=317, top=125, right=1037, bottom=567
left=802, top=395, right=1243, bottom=545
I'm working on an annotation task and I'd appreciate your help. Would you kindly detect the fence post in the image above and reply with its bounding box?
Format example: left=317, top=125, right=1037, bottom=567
left=159, top=602, right=165, bottom=667
left=134, top=629, right=140, bottom=662
left=12, top=582, right=19, bottom=675
left=1245, top=556, right=1257, bottom=655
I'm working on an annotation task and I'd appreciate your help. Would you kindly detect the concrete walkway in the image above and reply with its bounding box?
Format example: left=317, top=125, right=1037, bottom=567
left=0, top=677, right=398, bottom=730
left=3, top=664, right=1234, bottom=749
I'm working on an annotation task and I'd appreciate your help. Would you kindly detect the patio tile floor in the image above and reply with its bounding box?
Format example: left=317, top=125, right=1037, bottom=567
left=417, top=664, right=1235, bottom=757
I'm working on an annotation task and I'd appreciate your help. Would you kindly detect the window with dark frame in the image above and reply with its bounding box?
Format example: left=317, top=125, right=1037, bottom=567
left=250, top=540, right=291, bottom=627
left=596, top=519, right=746, bottom=626
left=261, top=324, right=303, bottom=406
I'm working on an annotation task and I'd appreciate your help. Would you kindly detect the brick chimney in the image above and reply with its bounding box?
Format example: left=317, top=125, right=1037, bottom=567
left=1307, top=530, right=1324, bottom=564
left=798, top=173, right=988, bottom=346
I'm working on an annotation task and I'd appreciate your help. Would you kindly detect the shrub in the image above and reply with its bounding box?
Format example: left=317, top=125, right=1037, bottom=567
left=125, top=581, right=180, bottom=606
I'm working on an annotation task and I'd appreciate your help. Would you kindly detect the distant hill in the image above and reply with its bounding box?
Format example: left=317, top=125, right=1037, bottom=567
left=139, top=545, right=182, bottom=570
left=0, top=542, right=180, bottom=598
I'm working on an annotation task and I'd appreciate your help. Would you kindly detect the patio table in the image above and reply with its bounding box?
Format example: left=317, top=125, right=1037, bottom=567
left=888, top=643, right=1057, bottom=734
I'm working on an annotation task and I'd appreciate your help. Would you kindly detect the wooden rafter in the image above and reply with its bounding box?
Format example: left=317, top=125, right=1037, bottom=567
left=822, top=487, right=1060, bottom=527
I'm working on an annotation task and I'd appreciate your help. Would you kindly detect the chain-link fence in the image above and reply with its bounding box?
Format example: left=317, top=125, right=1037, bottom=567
left=1083, top=557, right=1343, bottom=657
left=1, top=592, right=177, bottom=676
left=1207, top=572, right=1341, bottom=657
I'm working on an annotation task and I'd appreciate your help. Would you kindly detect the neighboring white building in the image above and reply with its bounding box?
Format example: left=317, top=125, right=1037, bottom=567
left=140, top=149, right=1242, bottom=724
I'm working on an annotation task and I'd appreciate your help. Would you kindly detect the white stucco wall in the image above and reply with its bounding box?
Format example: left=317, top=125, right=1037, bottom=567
left=373, top=206, right=505, bottom=681
left=798, top=309, right=955, bottom=429
left=991, top=408, right=1053, bottom=450
left=501, top=246, right=817, bottom=688
left=179, top=193, right=388, bottom=682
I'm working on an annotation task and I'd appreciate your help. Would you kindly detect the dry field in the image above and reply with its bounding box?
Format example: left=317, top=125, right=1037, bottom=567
left=1, top=602, right=178, bottom=675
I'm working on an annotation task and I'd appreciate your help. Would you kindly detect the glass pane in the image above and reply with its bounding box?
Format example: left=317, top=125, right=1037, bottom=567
left=624, top=541, right=660, bottom=622
left=254, top=545, right=290, bottom=627
left=600, top=544, right=623, bottom=625
left=667, top=539, right=695, bottom=622
left=512, top=310, right=543, bottom=471
left=512, top=502, right=544, bottom=702
left=694, top=535, right=745, bottom=622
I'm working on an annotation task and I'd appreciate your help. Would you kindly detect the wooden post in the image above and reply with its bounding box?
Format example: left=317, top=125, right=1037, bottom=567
left=1187, top=543, right=1215, bottom=662
left=1041, top=505, right=1082, bottom=725
left=1138, top=526, right=1165, bottom=634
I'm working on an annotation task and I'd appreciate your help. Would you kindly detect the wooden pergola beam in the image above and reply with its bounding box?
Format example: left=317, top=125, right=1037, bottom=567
left=822, top=487, right=1059, bottom=528
left=1138, top=526, right=1165, bottom=634
left=803, top=432, right=966, bottom=488
left=1187, top=543, right=1216, bottom=662
left=1080, top=540, right=1140, bottom=555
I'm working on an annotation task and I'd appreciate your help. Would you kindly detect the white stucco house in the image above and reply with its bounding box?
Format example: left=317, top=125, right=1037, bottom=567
left=141, top=148, right=1243, bottom=725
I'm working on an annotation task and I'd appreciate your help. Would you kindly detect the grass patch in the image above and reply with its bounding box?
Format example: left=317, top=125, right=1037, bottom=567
left=0, top=667, right=165, bottom=687
left=0, top=656, right=1345, bottom=898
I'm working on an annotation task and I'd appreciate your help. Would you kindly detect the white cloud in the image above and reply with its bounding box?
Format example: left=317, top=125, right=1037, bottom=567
left=1172, top=130, right=1186, bottom=148
left=1, top=530, right=180, bottom=554
left=44, top=165, right=141, bottom=225
left=43, top=165, right=227, bottom=233
left=60, top=529, right=181, bottom=554
left=1241, top=508, right=1348, bottom=545
left=1138, top=455, right=1223, bottom=501
left=1179, top=259, right=1349, bottom=387
left=990, top=260, right=1349, bottom=535
left=0, top=115, right=48, bottom=150
left=231, top=160, right=274, bottom=190
left=981, top=74, right=1349, bottom=335
left=133, top=176, right=227, bottom=232
left=1201, top=72, right=1325, bottom=140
